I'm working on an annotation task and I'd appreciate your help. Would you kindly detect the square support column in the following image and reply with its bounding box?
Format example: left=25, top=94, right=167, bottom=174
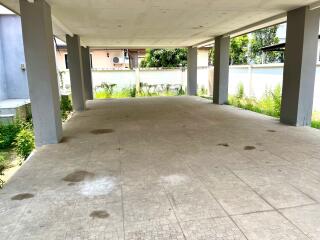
left=280, top=7, right=320, bottom=126
left=19, top=0, right=62, bottom=146
left=213, top=36, right=230, bottom=104
left=81, top=47, right=93, bottom=100
left=66, top=35, right=85, bottom=111
left=187, top=47, right=197, bottom=96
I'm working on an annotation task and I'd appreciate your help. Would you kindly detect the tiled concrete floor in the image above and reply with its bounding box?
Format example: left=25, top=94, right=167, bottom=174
left=1, top=96, right=320, bottom=240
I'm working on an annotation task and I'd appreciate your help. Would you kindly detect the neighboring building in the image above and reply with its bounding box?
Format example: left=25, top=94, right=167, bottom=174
left=55, top=44, right=207, bottom=71
left=0, top=13, right=29, bottom=101
left=128, top=49, right=146, bottom=68
left=263, top=23, right=320, bottom=62
left=56, top=45, right=130, bottom=70
left=0, top=9, right=31, bottom=122
left=197, top=48, right=209, bottom=67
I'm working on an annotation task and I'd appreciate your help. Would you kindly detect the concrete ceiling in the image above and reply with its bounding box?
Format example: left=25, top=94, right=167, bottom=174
left=0, top=0, right=319, bottom=48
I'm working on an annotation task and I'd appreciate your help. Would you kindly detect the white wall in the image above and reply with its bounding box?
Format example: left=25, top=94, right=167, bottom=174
left=59, top=64, right=320, bottom=111
left=60, top=68, right=188, bottom=92
left=228, top=64, right=283, bottom=99
left=228, top=64, right=320, bottom=112
left=0, top=15, right=29, bottom=100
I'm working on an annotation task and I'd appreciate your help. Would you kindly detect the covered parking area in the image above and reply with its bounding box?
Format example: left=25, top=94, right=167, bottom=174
left=1, top=0, right=320, bottom=239
left=2, top=96, right=320, bottom=239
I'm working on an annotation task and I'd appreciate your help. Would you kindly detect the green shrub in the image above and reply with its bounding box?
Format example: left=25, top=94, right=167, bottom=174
left=271, top=84, right=282, bottom=117
left=311, top=120, right=320, bottom=129
left=177, top=86, right=185, bottom=96
left=112, top=87, right=137, bottom=98
left=228, top=84, right=282, bottom=118
left=0, top=122, right=22, bottom=149
left=236, top=82, right=245, bottom=99
left=95, top=84, right=185, bottom=99
left=60, top=95, right=73, bottom=120
left=258, top=84, right=282, bottom=117
left=15, top=128, right=35, bottom=160
left=129, top=87, right=136, bottom=97
left=100, top=83, right=117, bottom=98
left=198, top=86, right=208, bottom=96
left=95, top=91, right=108, bottom=99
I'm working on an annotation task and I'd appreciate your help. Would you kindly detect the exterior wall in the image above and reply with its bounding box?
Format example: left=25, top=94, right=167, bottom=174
left=228, top=64, right=320, bottom=112
left=92, top=49, right=130, bottom=69
left=56, top=48, right=129, bottom=70
left=55, top=49, right=67, bottom=70
left=197, top=49, right=209, bottom=67
left=0, top=35, right=7, bottom=101
left=0, top=15, right=29, bottom=99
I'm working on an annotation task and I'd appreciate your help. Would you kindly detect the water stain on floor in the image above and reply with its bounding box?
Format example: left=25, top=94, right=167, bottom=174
left=90, top=210, right=110, bottom=219
left=267, top=129, right=277, bottom=132
left=217, top=143, right=229, bottom=147
left=90, top=129, right=114, bottom=135
left=11, top=193, right=34, bottom=200
left=244, top=146, right=256, bottom=150
left=60, top=136, right=72, bottom=143
left=80, top=177, right=115, bottom=196
left=62, top=170, right=94, bottom=182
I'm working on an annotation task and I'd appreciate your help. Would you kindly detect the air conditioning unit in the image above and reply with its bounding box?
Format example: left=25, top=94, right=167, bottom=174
left=113, top=56, right=120, bottom=64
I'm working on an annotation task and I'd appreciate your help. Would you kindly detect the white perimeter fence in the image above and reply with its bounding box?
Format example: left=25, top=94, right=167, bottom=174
left=59, top=63, right=320, bottom=111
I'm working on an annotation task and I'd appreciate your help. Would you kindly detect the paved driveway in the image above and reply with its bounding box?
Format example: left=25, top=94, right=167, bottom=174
left=1, top=96, right=320, bottom=240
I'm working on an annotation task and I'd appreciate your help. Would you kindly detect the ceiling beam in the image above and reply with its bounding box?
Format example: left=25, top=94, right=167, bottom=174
left=310, top=1, right=320, bottom=10
left=224, top=12, right=287, bottom=38
left=52, top=15, right=73, bottom=37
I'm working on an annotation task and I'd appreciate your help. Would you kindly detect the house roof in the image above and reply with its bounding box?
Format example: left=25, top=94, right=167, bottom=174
left=261, top=35, right=320, bottom=52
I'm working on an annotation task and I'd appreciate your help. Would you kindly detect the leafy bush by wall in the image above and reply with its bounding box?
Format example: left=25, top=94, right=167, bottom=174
left=0, top=122, right=22, bottom=149
left=60, top=95, right=73, bottom=120
left=15, top=128, right=35, bottom=160
left=228, top=83, right=282, bottom=118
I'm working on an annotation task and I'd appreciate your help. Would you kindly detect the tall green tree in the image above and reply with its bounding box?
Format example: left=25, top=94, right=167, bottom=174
left=250, top=26, right=283, bottom=64
left=230, top=35, right=249, bottom=65
left=210, top=35, right=249, bottom=65
left=140, top=48, right=187, bottom=67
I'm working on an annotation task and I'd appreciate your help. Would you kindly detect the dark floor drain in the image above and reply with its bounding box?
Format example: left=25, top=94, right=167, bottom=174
left=62, top=170, right=94, bottom=182
left=90, top=210, right=110, bottom=219
left=244, top=146, right=256, bottom=150
left=11, top=193, right=34, bottom=200
left=217, top=143, right=229, bottom=147
left=90, top=129, right=114, bottom=135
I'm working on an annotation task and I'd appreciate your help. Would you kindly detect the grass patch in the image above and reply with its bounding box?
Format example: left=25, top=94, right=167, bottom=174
left=228, top=83, right=282, bottom=118
left=94, top=84, right=185, bottom=99
left=0, top=150, right=11, bottom=173
left=223, top=83, right=320, bottom=129
left=0, top=149, right=14, bottom=188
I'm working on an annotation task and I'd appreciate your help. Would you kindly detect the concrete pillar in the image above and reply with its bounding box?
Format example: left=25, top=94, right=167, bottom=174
left=213, top=36, right=230, bottom=104
left=280, top=7, right=320, bottom=126
left=81, top=47, right=93, bottom=100
left=66, top=34, right=85, bottom=111
left=19, top=0, right=62, bottom=146
left=187, top=47, right=197, bottom=95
